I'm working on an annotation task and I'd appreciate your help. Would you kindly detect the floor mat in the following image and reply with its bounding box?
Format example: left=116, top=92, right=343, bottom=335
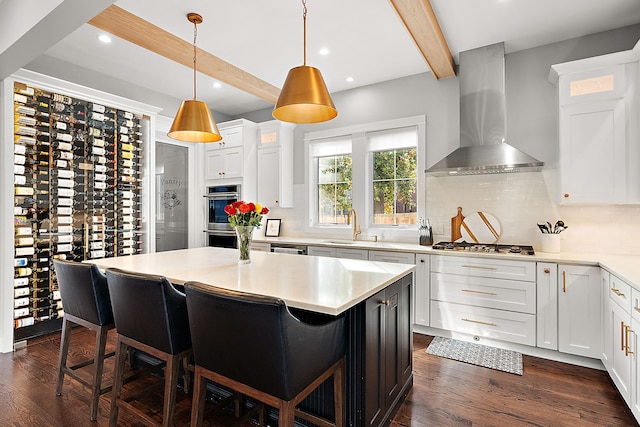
left=426, top=336, right=523, bottom=375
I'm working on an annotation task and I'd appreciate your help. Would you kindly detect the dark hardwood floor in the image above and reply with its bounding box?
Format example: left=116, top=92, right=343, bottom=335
left=0, top=329, right=635, bottom=426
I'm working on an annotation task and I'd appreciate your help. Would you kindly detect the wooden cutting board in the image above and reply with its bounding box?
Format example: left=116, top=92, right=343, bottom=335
left=451, top=207, right=464, bottom=242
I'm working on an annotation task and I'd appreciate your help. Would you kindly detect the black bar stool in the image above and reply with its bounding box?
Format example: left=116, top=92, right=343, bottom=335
left=106, top=268, right=192, bottom=427
left=184, top=281, right=346, bottom=427
left=53, top=259, right=115, bottom=421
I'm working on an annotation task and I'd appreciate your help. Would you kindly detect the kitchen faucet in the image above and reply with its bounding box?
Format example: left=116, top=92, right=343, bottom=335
left=347, top=208, right=362, bottom=241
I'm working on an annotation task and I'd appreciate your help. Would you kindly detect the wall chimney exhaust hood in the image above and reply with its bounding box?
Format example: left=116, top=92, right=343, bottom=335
left=426, top=42, right=543, bottom=176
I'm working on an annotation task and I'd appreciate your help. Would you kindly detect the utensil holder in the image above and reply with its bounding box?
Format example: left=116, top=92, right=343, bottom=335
left=419, top=231, right=433, bottom=246
left=540, top=234, right=560, bottom=253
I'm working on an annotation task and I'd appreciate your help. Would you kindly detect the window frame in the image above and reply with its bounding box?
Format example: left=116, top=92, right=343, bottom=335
left=304, top=116, right=425, bottom=240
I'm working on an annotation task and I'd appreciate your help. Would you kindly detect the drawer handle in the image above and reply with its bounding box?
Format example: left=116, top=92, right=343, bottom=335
left=544, top=268, right=550, bottom=274
left=626, top=325, right=635, bottom=356
left=461, top=289, right=497, bottom=296
left=611, top=288, right=625, bottom=298
left=461, top=317, right=497, bottom=327
left=634, top=307, right=640, bottom=314
left=461, top=265, right=497, bottom=271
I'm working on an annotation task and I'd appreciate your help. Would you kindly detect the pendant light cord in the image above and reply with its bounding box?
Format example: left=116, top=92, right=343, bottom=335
left=192, top=19, right=198, bottom=100
left=302, top=0, right=307, bottom=66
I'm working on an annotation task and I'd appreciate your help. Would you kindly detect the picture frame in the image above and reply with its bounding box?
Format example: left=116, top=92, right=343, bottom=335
left=265, top=219, right=281, bottom=237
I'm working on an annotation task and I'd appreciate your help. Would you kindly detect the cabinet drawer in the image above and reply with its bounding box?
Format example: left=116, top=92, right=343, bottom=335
left=368, top=250, right=415, bottom=264
left=430, top=301, right=536, bottom=346
left=631, top=288, right=640, bottom=322
left=430, top=255, right=535, bottom=282
left=308, top=246, right=336, bottom=258
left=430, top=272, right=536, bottom=314
left=335, top=248, right=368, bottom=260
left=610, top=274, right=632, bottom=313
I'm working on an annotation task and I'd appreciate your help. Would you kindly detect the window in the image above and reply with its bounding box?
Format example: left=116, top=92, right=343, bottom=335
left=306, top=116, right=424, bottom=235
left=310, top=137, right=352, bottom=225
left=369, top=127, right=418, bottom=225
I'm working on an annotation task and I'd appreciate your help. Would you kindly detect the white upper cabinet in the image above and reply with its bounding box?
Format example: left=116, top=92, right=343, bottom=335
left=256, top=120, right=295, bottom=208
left=205, top=119, right=257, bottom=190
left=549, top=42, right=640, bottom=204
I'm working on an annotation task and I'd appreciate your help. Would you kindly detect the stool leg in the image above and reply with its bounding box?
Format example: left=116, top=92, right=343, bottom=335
left=55, top=317, right=73, bottom=396
left=109, top=338, right=128, bottom=427
left=162, top=354, right=180, bottom=427
left=190, top=367, right=207, bottom=427
left=333, top=359, right=345, bottom=427
left=89, top=325, right=109, bottom=421
left=278, top=401, right=296, bottom=427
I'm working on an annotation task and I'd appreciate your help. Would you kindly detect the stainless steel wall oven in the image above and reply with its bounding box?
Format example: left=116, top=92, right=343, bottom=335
left=205, top=184, right=241, bottom=248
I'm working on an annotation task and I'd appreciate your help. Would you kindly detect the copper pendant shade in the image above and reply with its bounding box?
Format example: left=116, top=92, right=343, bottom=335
left=168, top=13, right=222, bottom=142
left=272, top=0, right=337, bottom=124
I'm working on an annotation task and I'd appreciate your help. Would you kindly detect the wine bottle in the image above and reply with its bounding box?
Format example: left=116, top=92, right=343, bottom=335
left=50, top=187, right=74, bottom=198
left=15, top=104, right=36, bottom=116
left=15, top=135, right=36, bottom=146
left=15, top=317, right=36, bottom=328
left=16, top=115, right=37, bottom=126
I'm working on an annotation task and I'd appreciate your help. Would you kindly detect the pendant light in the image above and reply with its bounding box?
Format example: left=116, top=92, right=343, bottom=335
left=272, top=0, right=337, bottom=124
left=168, top=13, right=222, bottom=142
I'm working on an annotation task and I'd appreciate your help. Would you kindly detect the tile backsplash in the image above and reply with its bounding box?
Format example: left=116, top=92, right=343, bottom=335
left=427, top=170, right=640, bottom=255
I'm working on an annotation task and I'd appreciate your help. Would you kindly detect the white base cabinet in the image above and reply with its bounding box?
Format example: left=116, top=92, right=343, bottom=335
left=537, top=263, right=558, bottom=350
left=414, top=254, right=429, bottom=327
left=558, top=265, right=602, bottom=358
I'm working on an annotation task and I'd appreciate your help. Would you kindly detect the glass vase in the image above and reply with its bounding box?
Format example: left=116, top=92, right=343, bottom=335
left=235, top=225, right=255, bottom=264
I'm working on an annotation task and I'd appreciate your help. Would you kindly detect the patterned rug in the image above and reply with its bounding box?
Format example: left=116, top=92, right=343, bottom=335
left=426, top=336, right=523, bottom=375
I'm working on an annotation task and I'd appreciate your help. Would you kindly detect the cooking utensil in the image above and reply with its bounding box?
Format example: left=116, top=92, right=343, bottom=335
left=460, top=211, right=501, bottom=244
left=451, top=207, right=465, bottom=242
left=553, top=220, right=565, bottom=234
left=537, top=223, right=549, bottom=233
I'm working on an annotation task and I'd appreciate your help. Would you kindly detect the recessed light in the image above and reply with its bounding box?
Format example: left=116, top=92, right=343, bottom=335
left=319, top=48, right=329, bottom=56
left=97, top=34, right=112, bottom=44
left=213, top=82, right=222, bottom=89
left=346, top=76, right=354, bottom=83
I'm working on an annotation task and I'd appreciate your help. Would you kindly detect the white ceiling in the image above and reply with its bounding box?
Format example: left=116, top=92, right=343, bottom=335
left=42, top=0, right=640, bottom=116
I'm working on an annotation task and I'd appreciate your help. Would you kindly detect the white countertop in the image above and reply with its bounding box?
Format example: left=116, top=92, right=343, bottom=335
left=86, top=247, right=414, bottom=316
left=256, top=236, right=640, bottom=290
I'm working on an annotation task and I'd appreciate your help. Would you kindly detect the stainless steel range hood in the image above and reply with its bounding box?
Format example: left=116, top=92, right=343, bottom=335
left=426, top=43, right=543, bottom=176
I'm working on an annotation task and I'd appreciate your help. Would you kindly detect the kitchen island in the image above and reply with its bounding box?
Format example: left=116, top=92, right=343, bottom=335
left=88, top=247, right=415, bottom=427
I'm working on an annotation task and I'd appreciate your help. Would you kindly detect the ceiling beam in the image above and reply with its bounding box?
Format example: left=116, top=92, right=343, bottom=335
left=389, top=0, right=456, bottom=79
left=88, top=5, right=281, bottom=104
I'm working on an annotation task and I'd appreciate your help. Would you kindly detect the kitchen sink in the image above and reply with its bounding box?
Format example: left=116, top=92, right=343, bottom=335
left=323, top=240, right=356, bottom=245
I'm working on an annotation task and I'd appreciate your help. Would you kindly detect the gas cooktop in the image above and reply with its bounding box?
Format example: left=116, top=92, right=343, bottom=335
left=432, top=241, right=535, bottom=256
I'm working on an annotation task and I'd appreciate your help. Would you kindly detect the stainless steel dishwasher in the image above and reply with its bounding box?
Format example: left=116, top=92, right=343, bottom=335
left=269, top=243, right=308, bottom=255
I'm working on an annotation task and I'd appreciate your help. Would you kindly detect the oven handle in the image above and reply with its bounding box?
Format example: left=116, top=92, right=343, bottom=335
left=204, top=230, right=236, bottom=236
left=203, top=193, right=240, bottom=199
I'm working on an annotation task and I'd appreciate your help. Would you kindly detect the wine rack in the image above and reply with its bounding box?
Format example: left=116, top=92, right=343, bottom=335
left=12, top=82, right=144, bottom=340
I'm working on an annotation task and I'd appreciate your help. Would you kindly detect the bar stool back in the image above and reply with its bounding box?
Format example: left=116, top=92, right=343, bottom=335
left=53, top=259, right=115, bottom=421
left=185, top=281, right=346, bottom=427
left=106, top=268, right=192, bottom=427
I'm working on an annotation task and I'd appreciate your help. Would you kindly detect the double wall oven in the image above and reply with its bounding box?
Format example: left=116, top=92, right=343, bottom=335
left=205, top=184, right=241, bottom=248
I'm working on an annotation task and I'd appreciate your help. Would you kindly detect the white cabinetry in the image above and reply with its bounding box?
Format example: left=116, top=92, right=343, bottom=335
left=558, top=265, right=601, bottom=358
left=602, top=271, right=613, bottom=370
left=336, top=247, right=368, bottom=260
left=414, top=254, right=430, bottom=327
left=550, top=43, right=640, bottom=204
left=205, top=148, right=242, bottom=180
left=631, top=288, right=640, bottom=420
left=257, top=120, right=295, bottom=208
left=307, top=246, right=336, bottom=257
left=204, top=119, right=257, bottom=188
left=368, top=251, right=415, bottom=264
left=602, top=273, right=635, bottom=407
left=307, top=246, right=368, bottom=259
left=429, top=255, right=536, bottom=346
left=537, top=263, right=558, bottom=350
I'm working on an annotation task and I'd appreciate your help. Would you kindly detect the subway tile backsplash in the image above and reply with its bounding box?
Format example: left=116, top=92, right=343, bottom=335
left=426, top=171, right=640, bottom=255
